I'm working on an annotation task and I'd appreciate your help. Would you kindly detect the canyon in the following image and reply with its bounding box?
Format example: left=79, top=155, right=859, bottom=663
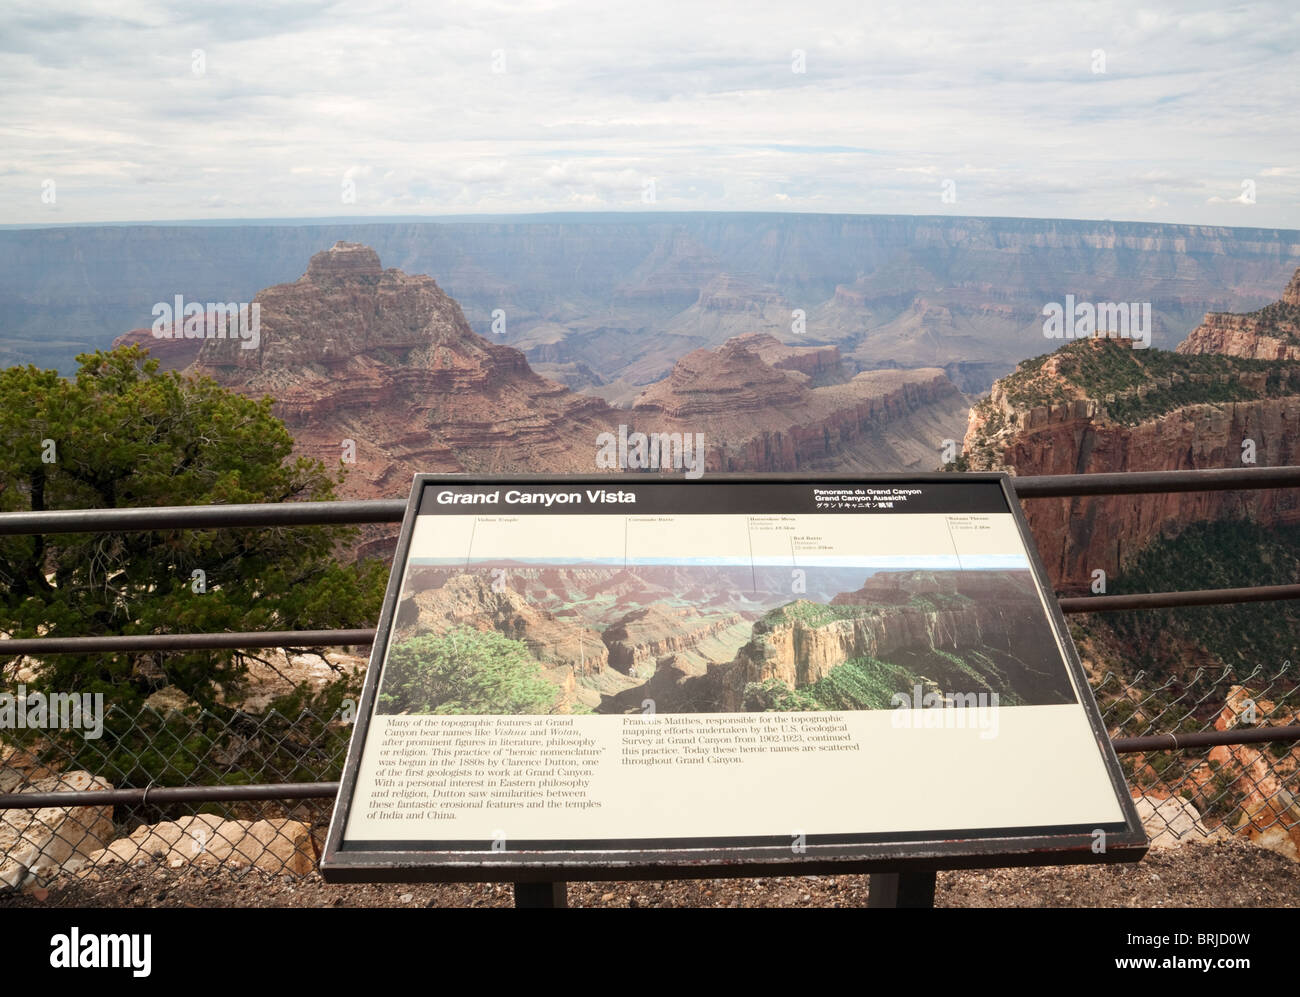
left=629, top=333, right=969, bottom=474
left=963, top=266, right=1300, bottom=592
left=390, top=565, right=1072, bottom=717
left=108, top=242, right=975, bottom=505
left=691, top=570, right=1075, bottom=712
left=7, top=214, right=1299, bottom=394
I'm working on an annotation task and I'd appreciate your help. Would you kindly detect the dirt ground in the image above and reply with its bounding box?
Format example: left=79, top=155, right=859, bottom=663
left=1, top=838, right=1295, bottom=908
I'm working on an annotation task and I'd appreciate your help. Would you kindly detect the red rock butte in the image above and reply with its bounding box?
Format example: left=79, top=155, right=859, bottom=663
left=304, top=241, right=384, bottom=281
left=188, top=243, right=616, bottom=504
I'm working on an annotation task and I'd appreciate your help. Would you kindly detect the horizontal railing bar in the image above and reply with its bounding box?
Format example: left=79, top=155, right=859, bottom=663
left=0, top=782, right=339, bottom=809
left=0, top=499, right=407, bottom=536
left=1, top=630, right=377, bottom=654
left=4, top=726, right=1300, bottom=809
left=1111, top=724, right=1300, bottom=753
left=0, top=466, right=1295, bottom=538
left=12, top=583, right=1300, bottom=654
left=1010, top=465, right=1300, bottom=498
left=1059, top=583, right=1300, bottom=613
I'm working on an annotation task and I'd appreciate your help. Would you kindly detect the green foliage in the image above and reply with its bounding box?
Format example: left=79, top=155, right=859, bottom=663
left=803, top=655, right=924, bottom=711
left=768, top=601, right=860, bottom=628
left=745, top=657, right=926, bottom=712
left=378, top=626, right=561, bottom=715
left=1241, top=300, right=1300, bottom=345
left=742, top=677, right=819, bottom=711
left=1104, top=519, right=1300, bottom=683
left=0, top=345, right=387, bottom=780
left=0, top=672, right=364, bottom=792
left=991, top=339, right=1300, bottom=426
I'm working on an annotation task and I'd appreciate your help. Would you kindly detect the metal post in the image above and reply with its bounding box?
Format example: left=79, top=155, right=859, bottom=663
left=514, top=881, right=568, bottom=907
left=868, top=871, right=936, bottom=908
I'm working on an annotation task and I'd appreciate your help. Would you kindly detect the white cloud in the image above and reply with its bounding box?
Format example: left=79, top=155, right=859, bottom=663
left=1, top=0, right=1298, bottom=225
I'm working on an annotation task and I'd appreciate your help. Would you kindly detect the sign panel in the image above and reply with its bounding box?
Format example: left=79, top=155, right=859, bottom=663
left=321, top=474, right=1146, bottom=881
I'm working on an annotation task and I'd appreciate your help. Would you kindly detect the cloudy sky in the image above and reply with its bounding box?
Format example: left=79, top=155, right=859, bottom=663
left=3, top=0, right=1297, bottom=227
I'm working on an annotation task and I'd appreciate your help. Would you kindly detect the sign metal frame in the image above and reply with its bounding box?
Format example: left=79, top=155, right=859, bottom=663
left=320, top=472, right=1148, bottom=883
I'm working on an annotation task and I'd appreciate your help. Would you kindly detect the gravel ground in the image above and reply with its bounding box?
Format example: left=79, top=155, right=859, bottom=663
left=1, top=838, right=1295, bottom=908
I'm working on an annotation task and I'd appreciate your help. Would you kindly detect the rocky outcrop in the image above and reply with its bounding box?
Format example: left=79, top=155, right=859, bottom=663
left=400, top=573, right=609, bottom=677
left=1177, top=267, right=1300, bottom=361
left=111, top=325, right=203, bottom=370
left=972, top=396, right=1300, bottom=591
left=964, top=279, right=1300, bottom=591
left=0, top=769, right=115, bottom=889
left=189, top=242, right=618, bottom=500
left=700, top=570, right=1074, bottom=711
left=1133, top=795, right=1217, bottom=849
left=742, top=333, right=846, bottom=384
left=87, top=814, right=316, bottom=875
left=694, top=274, right=787, bottom=314
left=631, top=334, right=969, bottom=472
left=601, top=604, right=744, bottom=675
left=1203, top=687, right=1300, bottom=862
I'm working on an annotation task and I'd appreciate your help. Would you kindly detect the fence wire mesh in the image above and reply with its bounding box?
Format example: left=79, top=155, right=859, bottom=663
left=1097, top=659, right=1300, bottom=854
left=1, top=693, right=353, bottom=889
left=1, top=662, right=1297, bottom=889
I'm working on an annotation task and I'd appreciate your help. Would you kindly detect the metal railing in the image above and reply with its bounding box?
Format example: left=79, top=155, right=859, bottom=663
left=2, top=465, right=1299, bottom=887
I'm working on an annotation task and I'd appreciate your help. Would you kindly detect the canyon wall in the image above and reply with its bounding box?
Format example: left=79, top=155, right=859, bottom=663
left=964, top=268, right=1300, bottom=592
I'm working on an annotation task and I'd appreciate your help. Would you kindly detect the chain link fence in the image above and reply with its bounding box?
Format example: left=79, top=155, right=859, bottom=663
left=2, top=662, right=1298, bottom=890
left=1, top=691, right=354, bottom=889
left=1097, top=659, right=1300, bottom=855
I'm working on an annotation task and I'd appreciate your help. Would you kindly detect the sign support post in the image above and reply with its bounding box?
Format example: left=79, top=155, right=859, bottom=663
left=514, top=881, right=568, bottom=908
left=868, top=871, right=937, bottom=908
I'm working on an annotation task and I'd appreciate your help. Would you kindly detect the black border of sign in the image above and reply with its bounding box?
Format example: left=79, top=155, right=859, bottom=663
left=319, top=472, right=1148, bottom=883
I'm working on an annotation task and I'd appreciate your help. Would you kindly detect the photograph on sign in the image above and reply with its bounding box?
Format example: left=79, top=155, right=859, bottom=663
left=323, top=475, right=1144, bottom=875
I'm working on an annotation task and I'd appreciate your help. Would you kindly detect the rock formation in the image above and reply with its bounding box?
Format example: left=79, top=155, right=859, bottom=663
left=1177, top=268, right=1300, bottom=361
left=87, top=814, right=317, bottom=876
left=601, top=603, right=745, bottom=675
left=0, top=766, right=115, bottom=889
left=694, top=569, right=1075, bottom=712
left=963, top=269, right=1300, bottom=591
left=631, top=333, right=970, bottom=472
left=161, top=246, right=983, bottom=509
left=190, top=242, right=618, bottom=500
left=397, top=573, right=609, bottom=677
left=111, top=325, right=203, bottom=370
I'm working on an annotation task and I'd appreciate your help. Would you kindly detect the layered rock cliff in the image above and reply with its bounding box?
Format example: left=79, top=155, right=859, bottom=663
left=696, top=570, right=1075, bottom=711
left=601, top=603, right=745, bottom=675
left=397, top=572, right=609, bottom=677
left=630, top=333, right=970, bottom=472
left=1177, top=268, right=1300, bottom=361
left=155, top=245, right=988, bottom=505
left=963, top=271, right=1300, bottom=591
left=190, top=242, right=617, bottom=499
left=111, top=325, right=202, bottom=371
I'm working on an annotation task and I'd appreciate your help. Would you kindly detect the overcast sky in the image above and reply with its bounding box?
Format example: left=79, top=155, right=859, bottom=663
left=3, top=0, right=1297, bottom=227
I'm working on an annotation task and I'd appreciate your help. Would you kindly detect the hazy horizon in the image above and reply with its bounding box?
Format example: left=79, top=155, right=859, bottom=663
left=3, top=208, right=1300, bottom=235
